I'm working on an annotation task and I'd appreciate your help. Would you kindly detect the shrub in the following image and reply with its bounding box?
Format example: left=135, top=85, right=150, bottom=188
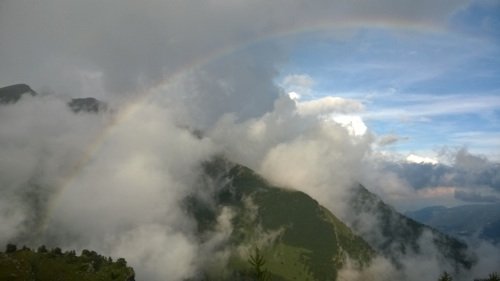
left=6, top=243, right=17, bottom=253
left=52, top=247, right=62, bottom=255
left=37, top=245, right=48, bottom=253
left=117, top=258, right=127, bottom=267
left=438, top=271, right=452, bottom=281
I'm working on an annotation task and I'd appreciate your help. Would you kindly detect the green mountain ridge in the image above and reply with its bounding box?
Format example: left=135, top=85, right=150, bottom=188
left=188, top=158, right=375, bottom=281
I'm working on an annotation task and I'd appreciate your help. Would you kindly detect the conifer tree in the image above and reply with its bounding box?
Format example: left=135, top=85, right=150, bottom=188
left=488, top=272, right=500, bottom=281
left=248, top=248, right=270, bottom=281
left=438, top=271, right=453, bottom=281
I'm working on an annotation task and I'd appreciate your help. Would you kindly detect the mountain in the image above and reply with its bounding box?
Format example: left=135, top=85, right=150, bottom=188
left=348, top=184, right=475, bottom=270
left=0, top=84, right=37, bottom=104
left=0, top=245, right=135, bottom=281
left=406, top=203, right=500, bottom=244
left=187, top=158, right=477, bottom=280
left=0, top=84, right=478, bottom=279
left=0, top=83, right=107, bottom=113
left=68, top=97, right=108, bottom=113
left=187, top=158, right=375, bottom=281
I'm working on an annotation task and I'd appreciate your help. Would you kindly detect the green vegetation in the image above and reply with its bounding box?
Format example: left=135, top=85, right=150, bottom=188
left=0, top=244, right=135, bottom=281
left=189, top=158, right=375, bottom=281
left=248, top=248, right=271, bottom=281
left=438, top=271, right=453, bottom=281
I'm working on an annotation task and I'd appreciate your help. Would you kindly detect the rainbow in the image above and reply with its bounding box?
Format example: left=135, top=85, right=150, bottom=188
left=35, top=19, right=440, bottom=237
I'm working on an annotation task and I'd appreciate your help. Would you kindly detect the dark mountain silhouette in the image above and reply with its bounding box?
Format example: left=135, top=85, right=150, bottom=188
left=348, top=184, right=475, bottom=271
left=0, top=83, right=107, bottom=113
left=68, top=97, right=108, bottom=113
left=0, top=84, right=37, bottom=104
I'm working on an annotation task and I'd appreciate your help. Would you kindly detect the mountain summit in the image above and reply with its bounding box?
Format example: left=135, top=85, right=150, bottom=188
left=0, top=84, right=37, bottom=104
left=188, top=158, right=374, bottom=281
left=0, top=83, right=107, bottom=113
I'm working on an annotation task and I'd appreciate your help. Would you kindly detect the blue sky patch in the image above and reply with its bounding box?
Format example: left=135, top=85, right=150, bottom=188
left=278, top=7, right=500, bottom=160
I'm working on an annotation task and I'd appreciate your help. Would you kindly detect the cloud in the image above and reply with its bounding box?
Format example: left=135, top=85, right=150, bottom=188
left=0, top=0, right=467, bottom=99
left=406, top=154, right=439, bottom=165
left=281, top=74, right=315, bottom=97
left=111, top=224, right=198, bottom=281
left=2, top=0, right=498, bottom=280
left=0, top=95, right=110, bottom=242
left=282, top=74, right=315, bottom=90
left=453, top=147, right=491, bottom=171
left=377, top=134, right=409, bottom=146
left=152, top=46, right=284, bottom=129
left=454, top=190, right=500, bottom=203
left=208, top=94, right=373, bottom=218
left=449, top=148, right=500, bottom=191
left=365, top=94, right=500, bottom=121
left=450, top=132, right=500, bottom=161
left=374, top=148, right=500, bottom=195
left=2, top=71, right=496, bottom=281
left=333, top=115, right=368, bottom=136
left=296, top=96, right=364, bottom=116
left=0, top=95, right=224, bottom=280
left=288, top=91, right=302, bottom=100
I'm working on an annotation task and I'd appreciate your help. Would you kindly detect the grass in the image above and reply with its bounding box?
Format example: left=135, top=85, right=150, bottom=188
left=198, top=159, right=375, bottom=281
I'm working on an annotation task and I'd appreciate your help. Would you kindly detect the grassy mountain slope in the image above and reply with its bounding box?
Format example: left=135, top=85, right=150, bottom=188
left=188, top=158, right=374, bottom=281
left=0, top=246, right=135, bottom=281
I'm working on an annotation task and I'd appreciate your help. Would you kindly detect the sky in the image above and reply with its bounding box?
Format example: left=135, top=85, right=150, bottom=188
left=1, top=0, right=500, bottom=280
left=277, top=3, right=500, bottom=161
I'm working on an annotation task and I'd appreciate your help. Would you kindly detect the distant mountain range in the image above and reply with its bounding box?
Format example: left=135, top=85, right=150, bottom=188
left=406, top=204, right=500, bottom=244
